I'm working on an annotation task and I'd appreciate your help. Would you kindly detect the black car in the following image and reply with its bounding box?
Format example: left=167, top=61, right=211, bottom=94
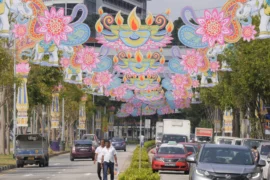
left=111, top=137, right=126, bottom=151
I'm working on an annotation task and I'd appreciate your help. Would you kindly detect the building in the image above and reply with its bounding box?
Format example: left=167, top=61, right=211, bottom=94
left=44, top=0, right=148, bottom=19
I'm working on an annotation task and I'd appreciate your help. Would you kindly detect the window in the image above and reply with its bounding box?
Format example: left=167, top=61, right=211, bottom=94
left=158, top=147, right=185, bottom=155
left=235, top=140, right=242, bottom=145
left=200, top=147, right=254, bottom=165
left=260, top=145, right=270, bottom=155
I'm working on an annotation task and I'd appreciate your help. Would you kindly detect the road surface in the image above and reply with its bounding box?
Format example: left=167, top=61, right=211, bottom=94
left=149, top=148, right=189, bottom=180
left=0, top=145, right=136, bottom=180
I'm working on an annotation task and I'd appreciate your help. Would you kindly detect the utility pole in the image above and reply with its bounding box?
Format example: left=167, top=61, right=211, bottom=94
left=139, top=105, right=142, bottom=170
left=92, top=95, right=95, bottom=134
left=13, top=42, right=16, bottom=154
left=60, top=98, right=65, bottom=150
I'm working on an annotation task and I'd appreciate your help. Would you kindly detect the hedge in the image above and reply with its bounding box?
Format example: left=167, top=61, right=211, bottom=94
left=118, top=140, right=160, bottom=180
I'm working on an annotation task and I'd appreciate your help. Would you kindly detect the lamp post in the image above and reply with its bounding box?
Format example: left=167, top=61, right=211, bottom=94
left=13, top=43, right=16, bottom=154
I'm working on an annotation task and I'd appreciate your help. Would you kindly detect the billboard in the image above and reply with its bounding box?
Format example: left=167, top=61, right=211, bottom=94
left=195, top=128, right=213, bottom=137
left=223, top=110, right=233, bottom=133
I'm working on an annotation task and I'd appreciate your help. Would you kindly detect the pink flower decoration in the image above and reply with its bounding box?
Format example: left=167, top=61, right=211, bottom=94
left=16, top=63, right=30, bottom=74
left=38, top=7, right=73, bottom=45
left=12, top=24, right=27, bottom=40
left=83, top=77, right=92, bottom=86
left=76, top=47, right=100, bottom=72
left=242, top=25, right=257, bottom=42
left=192, top=80, right=200, bottom=88
left=196, top=9, right=231, bottom=47
left=114, top=86, right=127, bottom=99
left=60, top=57, right=70, bottom=68
left=171, top=74, right=188, bottom=89
left=181, top=49, right=203, bottom=74
left=210, top=61, right=220, bottom=72
left=172, top=88, right=187, bottom=100
left=96, top=71, right=113, bottom=88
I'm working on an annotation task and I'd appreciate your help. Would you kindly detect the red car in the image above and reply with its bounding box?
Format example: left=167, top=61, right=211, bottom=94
left=151, top=142, right=192, bottom=174
left=70, top=140, right=95, bottom=161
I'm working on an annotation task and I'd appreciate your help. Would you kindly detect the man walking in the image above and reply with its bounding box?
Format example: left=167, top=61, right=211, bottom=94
left=94, top=139, right=105, bottom=180
left=101, top=140, right=118, bottom=180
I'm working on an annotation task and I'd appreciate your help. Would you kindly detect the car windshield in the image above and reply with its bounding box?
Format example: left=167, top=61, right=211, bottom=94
left=82, top=135, right=95, bottom=141
left=158, top=147, right=185, bottom=154
left=162, top=135, right=187, bottom=143
left=200, top=147, right=254, bottom=165
left=112, top=137, right=123, bottom=141
left=260, top=145, right=270, bottom=155
left=243, top=140, right=261, bottom=149
left=186, top=146, right=195, bottom=153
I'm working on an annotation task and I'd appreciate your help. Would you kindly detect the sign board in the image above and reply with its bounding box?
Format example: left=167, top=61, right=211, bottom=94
left=223, top=110, right=233, bottom=133
left=214, top=120, right=221, bottom=133
left=195, top=128, right=213, bottom=137
left=145, top=119, right=151, bottom=129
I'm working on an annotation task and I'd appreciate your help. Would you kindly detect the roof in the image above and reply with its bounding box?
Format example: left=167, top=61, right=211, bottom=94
left=204, top=144, right=249, bottom=150
left=160, top=143, right=184, bottom=148
left=74, top=140, right=92, bottom=144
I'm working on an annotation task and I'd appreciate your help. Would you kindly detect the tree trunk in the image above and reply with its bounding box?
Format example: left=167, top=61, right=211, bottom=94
left=70, top=122, right=74, bottom=144
left=0, top=87, right=6, bottom=154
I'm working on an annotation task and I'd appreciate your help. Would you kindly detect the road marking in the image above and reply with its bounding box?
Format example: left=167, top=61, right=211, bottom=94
left=53, top=163, right=60, bottom=165
left=84, top=173, right=92, bottom=176
left=52, top=175, right=55, bottom=177
left=62, top=169, right=66, bottom=171
left=24, top=174, right=33, bottom=177
left=46, top=177, right=50, bottom=179
left=58, top=172, right=61, bottom=174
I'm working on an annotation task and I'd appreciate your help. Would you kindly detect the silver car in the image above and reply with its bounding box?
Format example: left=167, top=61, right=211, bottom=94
left=258, top=142, right=270, bottom=179
left=187, top=144, right=266, bottom=180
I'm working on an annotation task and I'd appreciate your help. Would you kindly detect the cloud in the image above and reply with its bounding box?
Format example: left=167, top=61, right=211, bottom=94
left=147, top=0, right=227, bottom=20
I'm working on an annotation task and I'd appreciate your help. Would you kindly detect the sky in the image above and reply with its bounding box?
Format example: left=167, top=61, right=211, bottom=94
left=147, top=0, right=227, bottom=21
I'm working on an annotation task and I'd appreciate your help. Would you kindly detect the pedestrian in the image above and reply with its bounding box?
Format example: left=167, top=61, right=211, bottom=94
left=94, top=139, right=105, bottom=180
left=140, top=135, right=144, bottom=147
left=251, top=145, right=260, bottom=164
left=101, top=140, right=118, bottom=180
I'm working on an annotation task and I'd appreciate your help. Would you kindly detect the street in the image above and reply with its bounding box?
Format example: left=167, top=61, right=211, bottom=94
left=149, top=148, right=189, bottom=180
left=0, top=145, right=136, bottom=180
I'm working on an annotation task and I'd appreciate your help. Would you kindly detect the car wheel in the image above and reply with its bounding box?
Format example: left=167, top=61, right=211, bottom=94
left=70, top=156, right=74, bottom=161
left=184, top=171, right=189, bottom=174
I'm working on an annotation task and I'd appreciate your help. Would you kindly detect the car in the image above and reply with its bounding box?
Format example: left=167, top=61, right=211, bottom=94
left=258, top=142, right=270, bottom=179
left=81, top=134, right=100, bottom=148
left=70, top=140, right=95, bottom=161
left=184, top=144, right=196, bottom=155
left=187, top=144, right=266, bottom=180
left=180, top=142, right=201, bottom=153
left=151, top=141, right=192, bottom=174
left=111, top=137, right=126, bottom=151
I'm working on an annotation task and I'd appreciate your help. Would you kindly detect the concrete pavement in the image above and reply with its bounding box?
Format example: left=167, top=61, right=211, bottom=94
left=0, top=145, right=136, bottom=180
left=149, top=148, right=189, bottom=180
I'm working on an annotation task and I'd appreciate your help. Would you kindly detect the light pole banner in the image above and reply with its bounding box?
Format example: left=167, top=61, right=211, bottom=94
left=108, top=112, right=114, bottom=132
left=145, top=119, right=151, bottom=129
left=96, top=110, right=101, bottom=130
left=51, top=92, right=60, bottom=129
left=223, top=109, right=233, bottom=133
left=78, top=95, right=87, bottom=130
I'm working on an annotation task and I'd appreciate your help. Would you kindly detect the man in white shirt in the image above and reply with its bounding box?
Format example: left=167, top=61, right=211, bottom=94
left=101, top=140, right=118, bottom=180
left=94, top=139, right=105, bottom=180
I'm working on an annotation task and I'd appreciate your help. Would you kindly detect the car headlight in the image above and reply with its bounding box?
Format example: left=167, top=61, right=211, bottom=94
left=177, top=158, right=186, bottom=162
left=247, top=173, right=260, bottom=179
left=196, top=169, right=211, bottom=177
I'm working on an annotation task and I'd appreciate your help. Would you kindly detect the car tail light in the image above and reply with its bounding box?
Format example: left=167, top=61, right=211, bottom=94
left=72, top=146, right=76, bottom=152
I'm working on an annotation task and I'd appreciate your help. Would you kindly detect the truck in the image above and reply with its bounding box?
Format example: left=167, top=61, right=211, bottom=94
left=155, top=121, right=163, bottom=144
left=161, top=119, right=191, bottom=143
left=195, top=128, right=213, bottom=142
left=15, top=134, right=49, bottom=168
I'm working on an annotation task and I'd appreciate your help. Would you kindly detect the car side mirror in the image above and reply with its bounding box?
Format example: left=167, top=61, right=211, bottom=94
left=188, top=152, right=193, bottom=156
left=186, top=155, right=196, bottom=163
left=258, top=160, right=266, bottom=167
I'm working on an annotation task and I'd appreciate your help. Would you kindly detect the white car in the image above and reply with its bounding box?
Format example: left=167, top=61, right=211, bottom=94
left=258, top=142, right=270, bottom=179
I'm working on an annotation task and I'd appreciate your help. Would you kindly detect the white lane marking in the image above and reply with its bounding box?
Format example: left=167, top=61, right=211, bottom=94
left=46, top=177, right=50, bottom=179
left=62, top=169, right=66, bottom=171
left=58, top=172, right=61, bottom=174
left=53, top=163, right=60, bottom=165
left=52, top=175, right=55, bottom=177
left=84, top=173, right=92, bottom=176
left=24, top=174, right=33, bottom=177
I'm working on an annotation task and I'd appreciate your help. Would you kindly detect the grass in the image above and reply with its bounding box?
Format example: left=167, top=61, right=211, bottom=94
left=0, top=154, right=15, bottom=167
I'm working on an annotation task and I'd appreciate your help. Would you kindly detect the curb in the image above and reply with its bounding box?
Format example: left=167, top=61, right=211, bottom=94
left=0, top=151, right=69, bottom=173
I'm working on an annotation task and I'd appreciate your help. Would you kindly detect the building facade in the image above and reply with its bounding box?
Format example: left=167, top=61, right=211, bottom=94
left=44, top=0, right=148, bottom=19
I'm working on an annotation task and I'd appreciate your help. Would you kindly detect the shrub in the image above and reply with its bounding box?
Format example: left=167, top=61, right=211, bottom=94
left=119, top=141, right=160, bottom=180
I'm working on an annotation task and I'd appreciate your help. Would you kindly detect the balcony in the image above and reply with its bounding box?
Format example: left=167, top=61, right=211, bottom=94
left=123, top=0, right=143, bottom=7
left=43, top=0, right=84, bottom=6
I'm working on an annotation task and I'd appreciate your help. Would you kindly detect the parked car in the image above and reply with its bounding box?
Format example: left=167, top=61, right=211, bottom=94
left=258, top=142, right=270, bottom=179
left=187, top=144, right=266, bottom=180
left=15, top=134, right=49, bottom=168
left=111, top=137, right=126, bottom=151
left=151, top=141, right=192, bottom=174
left=81, top=134, right=100, bottom=148
left=70, top=140, right=95, bottom=161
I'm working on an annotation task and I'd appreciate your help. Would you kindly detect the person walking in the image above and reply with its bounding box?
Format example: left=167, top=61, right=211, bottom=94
left=251, top=145, right=260, bottom=164
left=101, top=140, right=118, bottom=180
left=94, top=139, right=105, bottom=180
